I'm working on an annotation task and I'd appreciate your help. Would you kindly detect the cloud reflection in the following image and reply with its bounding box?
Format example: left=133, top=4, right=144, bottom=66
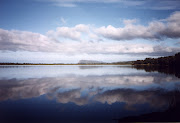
left=0, top=74, right=180, bottom=109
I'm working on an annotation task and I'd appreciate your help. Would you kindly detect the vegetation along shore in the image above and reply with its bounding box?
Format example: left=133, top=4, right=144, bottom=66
left=0, top=52, right=179, bottom=66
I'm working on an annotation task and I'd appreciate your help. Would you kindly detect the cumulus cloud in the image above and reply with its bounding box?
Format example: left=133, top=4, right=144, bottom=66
left=0, top=28, right=58, bottom=52
left=96, top=11, right=180, bottom=40
left=0, top=12, right=180, bottom=57
left=123, top=19, right=138, bottom=25
left=0, top=28, right=179, bottom=56
left=47, top=24, right=90, bottom=41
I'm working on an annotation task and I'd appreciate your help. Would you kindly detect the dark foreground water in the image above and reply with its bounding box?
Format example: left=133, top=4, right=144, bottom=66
left=0, top=65, right=180, bottom=123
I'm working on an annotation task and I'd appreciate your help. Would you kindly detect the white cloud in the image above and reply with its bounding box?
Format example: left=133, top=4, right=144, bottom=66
left=55, top=3, right=76, bottom=7
left=74, top=24, right=90, bottom=33
left=48, top=27, right=81, bottom=40
left=0, top=28, right=57, bottom=52
left=37, top=0, right=145, bottom=7
left=96, top=11, right=180, bottom=40
left=123, top=19, right=138, bottom=25
left=0, top=12, right=180, bottom=59
left=0, top=28, right=179, bottom=57
left=47, top=24, right=90, bottom=41
left=38, top=0, right=180, bottom=10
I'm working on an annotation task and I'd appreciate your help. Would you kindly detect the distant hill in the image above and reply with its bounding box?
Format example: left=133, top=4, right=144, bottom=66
left=78, top=60, right=104, bottom=64
left=112, top=61, right=133, bottom=64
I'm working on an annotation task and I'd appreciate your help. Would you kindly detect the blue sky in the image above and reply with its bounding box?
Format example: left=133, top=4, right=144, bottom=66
left=0, top=0, right=180, bottom=63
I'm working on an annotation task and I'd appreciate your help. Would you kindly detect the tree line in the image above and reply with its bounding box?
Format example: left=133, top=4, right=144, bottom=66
left=133, top=52, right=180, bottom=67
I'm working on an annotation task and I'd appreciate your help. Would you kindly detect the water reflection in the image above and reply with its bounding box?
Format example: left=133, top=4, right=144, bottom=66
left=0, top=65, right=180, bottom=122
left=0, top=66, right=180, bottom=106
left=133, top=65, right=180, bottom=78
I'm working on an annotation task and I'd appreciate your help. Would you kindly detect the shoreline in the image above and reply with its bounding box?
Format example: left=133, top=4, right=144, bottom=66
left=0, top=63, right=132, bottom=65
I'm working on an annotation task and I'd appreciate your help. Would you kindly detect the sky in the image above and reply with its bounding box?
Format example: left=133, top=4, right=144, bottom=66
left=0, top=0, right=180, bottom=63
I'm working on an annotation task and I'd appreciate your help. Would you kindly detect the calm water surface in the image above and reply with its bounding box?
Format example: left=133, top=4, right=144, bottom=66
left=0, top=65, right=180, bottom=123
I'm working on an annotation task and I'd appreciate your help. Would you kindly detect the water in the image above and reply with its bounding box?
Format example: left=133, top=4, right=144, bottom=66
left=0, top=65, right=180, bottom=123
